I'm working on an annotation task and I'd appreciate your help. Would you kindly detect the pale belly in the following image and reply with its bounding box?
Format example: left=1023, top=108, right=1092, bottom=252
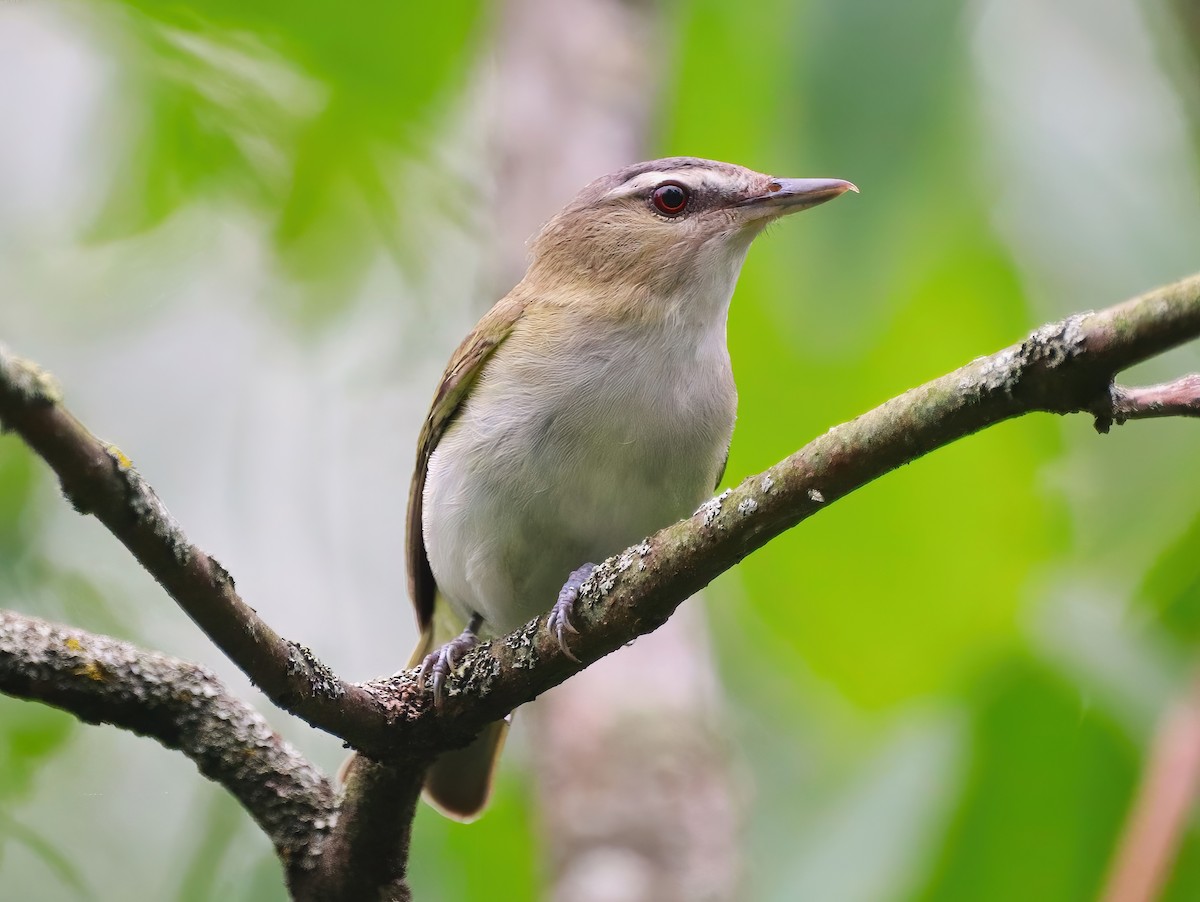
left=422, top=323, right=736, bottom=635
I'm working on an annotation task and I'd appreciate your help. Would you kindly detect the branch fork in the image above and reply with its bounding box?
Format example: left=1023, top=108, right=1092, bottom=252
left=1, top=272, right=1199, bottom=897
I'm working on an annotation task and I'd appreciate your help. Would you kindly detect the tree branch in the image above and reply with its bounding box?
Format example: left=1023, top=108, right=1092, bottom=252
left=4, top=274, right=1200, bottom=762
left=0, top=349, right=388, bottom=741
left=358, top=272, right=1200, bottom=755
left=0, top=609, right=335, bottom=873
left=2, top=272, right=1199, bottom=899
left=293, top=756, right=424, bottom=902
left=1095, top=374, right=1200, bottom=432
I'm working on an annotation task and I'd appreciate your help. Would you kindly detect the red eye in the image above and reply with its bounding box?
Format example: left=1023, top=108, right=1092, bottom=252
left=651, top=182, right=690, bottom=216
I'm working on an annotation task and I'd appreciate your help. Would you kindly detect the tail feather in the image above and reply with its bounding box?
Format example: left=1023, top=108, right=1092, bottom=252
left=337, top=617, right=508, bottom=820
left=422, top=717, right=509, bottom=822
left=413, top=602, right=509, bottom=820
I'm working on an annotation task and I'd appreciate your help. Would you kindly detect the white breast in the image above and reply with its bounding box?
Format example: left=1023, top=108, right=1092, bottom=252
left=423, top=301, right=737, bottom=634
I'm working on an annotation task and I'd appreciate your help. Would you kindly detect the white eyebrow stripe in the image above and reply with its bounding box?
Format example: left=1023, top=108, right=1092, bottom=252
left=606, top=169, right=703, bottom=198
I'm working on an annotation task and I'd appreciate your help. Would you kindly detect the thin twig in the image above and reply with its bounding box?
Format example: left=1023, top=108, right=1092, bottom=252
left=1094, top=374, right=1200, bottom=432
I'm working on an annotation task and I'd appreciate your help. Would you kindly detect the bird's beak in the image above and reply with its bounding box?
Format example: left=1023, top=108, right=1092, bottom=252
left=736, top=178, right=858, bottom=219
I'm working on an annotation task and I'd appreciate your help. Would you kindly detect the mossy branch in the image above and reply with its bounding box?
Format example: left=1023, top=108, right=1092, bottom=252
left=0, top=272, right=1198, bottom=897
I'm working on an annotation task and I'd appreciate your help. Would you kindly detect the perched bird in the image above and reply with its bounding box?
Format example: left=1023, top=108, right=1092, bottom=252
left=409, top=157, right=855, bottom=819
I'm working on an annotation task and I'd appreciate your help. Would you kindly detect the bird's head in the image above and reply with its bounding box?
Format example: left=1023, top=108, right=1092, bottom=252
left=526, top=157, right=856, bottom=313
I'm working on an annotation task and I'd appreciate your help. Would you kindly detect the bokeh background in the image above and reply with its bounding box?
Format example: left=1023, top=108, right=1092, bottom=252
left=3, top=0, right=1200, bottom=899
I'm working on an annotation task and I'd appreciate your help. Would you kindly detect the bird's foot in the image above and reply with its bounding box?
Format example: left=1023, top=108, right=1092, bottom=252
left=417, top=614, right=482, bottom=709
left=547, top=562, right=597, bottom=662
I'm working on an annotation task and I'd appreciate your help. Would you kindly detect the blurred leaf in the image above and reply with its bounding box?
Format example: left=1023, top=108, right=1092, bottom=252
left=771, top=715, right=963, bottom=902
left=1139, top=507, right=1200, bottom=643
left=44, top=565, right=139, bottom=641
left=1158, top=0, right=1200, bottom=157
left=670, top=0, right=1058, bottom=707
left=238, top=854, right=290, bottom=902
left=0, top=441, right=37, bottom=567
left=90, top=75, right=269, bottom=239
left=726, top=220, right=1057, bottom=707
left=0, top=698, right=79, bottom=887
left=1162, top=815, right=1200, bottom=902
left=0, top=697, right=76, bottom=803
left=791, top=0, right=979, bottom=321
left=87, top=0, right=485, bottom=309
left=408, top=771, right=538, bottom=901
left=915, top=656, right=1136, bottom=902
left=0, top=812, right=93, bottom=899
left=175, top=787, right=245, bottom=902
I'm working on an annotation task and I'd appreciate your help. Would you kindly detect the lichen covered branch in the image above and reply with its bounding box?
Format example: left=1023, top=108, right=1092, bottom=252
left=4, top=274, right=1200, bottom=764
left=0, top=609, right=335, bottom=870
left=358, top=271, right=1200, bottom=752
left=0, top=347, right=387, bottom=739
left=0, top=271, right=1198, bottom=899
left=292, top=756, right=424, bottom=902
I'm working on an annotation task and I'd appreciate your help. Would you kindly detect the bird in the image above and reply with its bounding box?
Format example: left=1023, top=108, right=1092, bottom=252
left=407, top=157, right=855, bottom=819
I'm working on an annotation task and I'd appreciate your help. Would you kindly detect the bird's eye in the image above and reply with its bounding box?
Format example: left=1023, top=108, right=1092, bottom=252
left=651, top=182, right=690, bottom=216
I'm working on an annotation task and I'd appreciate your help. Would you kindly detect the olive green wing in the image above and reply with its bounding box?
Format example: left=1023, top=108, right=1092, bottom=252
left=714, top=445, right=730, bottom=491
left=407, top=292, right=527, bottom=631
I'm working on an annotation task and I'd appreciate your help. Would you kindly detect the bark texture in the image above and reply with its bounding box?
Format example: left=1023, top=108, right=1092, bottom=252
left=1, top=271, right=1198, bottom=896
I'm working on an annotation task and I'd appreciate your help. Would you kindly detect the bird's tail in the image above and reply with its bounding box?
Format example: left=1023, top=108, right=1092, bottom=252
left=410, top=611, right=509, bottom=821
left=338, top=616, right=509, bottom=821
left=422, top=716, right=509, bottom=821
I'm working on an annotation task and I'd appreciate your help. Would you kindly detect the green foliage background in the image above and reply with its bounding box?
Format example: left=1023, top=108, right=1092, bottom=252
left=1, top=0, right=1199, bottom=899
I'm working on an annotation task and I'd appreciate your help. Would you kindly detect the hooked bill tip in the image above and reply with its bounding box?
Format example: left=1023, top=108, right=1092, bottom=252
left=738, top=177, right=859, bottom=213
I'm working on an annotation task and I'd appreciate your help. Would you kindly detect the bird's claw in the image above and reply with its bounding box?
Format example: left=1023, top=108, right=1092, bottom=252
left=548, top=562, right=597, bottom=662
left=416, top=624, right=479, bottom=710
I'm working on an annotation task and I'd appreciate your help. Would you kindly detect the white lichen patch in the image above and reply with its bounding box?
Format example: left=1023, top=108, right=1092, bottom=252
left=695, top=497, right=720, bottom=523
left=0, top=346, right=63, bottom=406
left=598, top=568, right=619, bottom=594
left=695, top=488, right=732, bottom=526
left=967, top=346, right=1017, bottom=395
left=807, top=488, right=825, bottom=503
left=506, top=623, right=541, bottom=668
left=737, top=497, right=758, bottom=516
left=1026, top=315, right=1088, bottom=363
left=578, top=572, right=599, bottom=597
left=117, top=462, right=192, bottom=565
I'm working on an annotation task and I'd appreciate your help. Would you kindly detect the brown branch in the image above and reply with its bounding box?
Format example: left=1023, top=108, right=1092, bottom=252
left=1094, top=374, right=1200, bottom=432
left=5, top=275, right=1200, bottom=762
left=0, top=609, right=335, bottom=876
left=293, top=756, right=424, bottom=902
left=2, top=272, right=1200, bottom=898
left=0, top=349, right=387, bottom=741
left=354, top=272, right=1200, bottom=758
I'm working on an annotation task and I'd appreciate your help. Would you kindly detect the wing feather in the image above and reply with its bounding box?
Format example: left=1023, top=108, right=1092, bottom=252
left=406, top=292, right=527, bottom=630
